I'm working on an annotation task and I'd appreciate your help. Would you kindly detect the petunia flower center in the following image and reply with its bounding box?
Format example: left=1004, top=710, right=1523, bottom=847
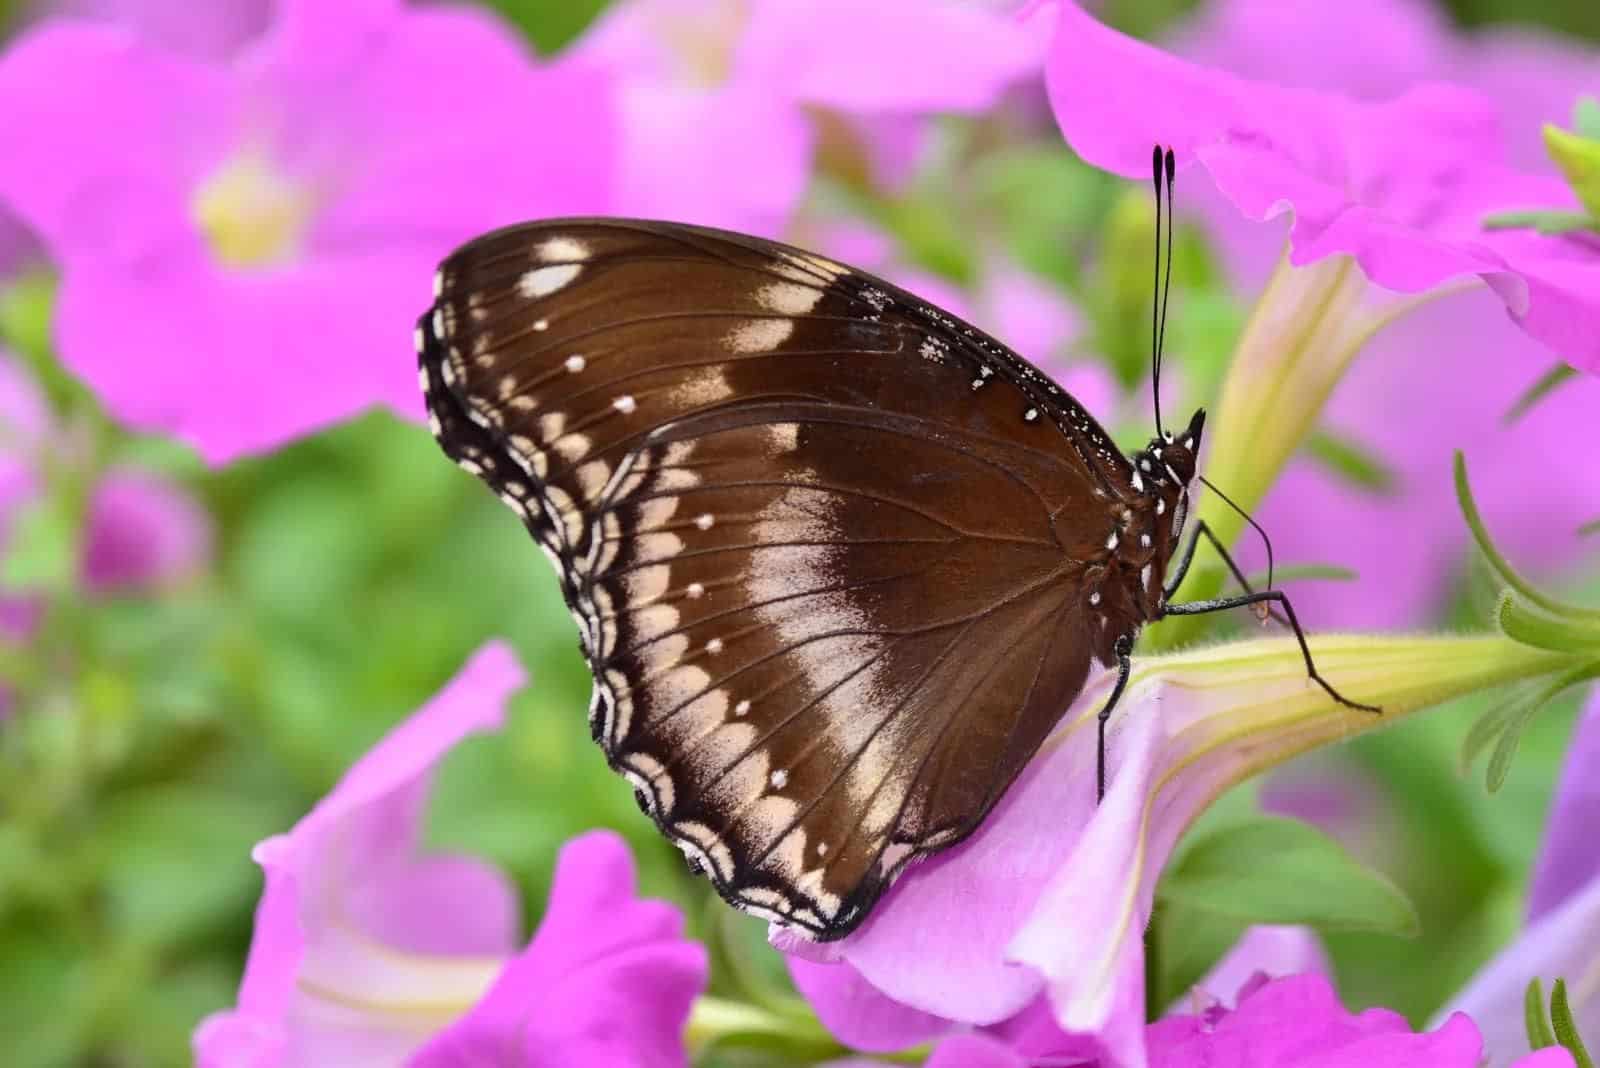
left=191, top=151, right=312, bottom=269
left=655, top=0, right=747, bottom=87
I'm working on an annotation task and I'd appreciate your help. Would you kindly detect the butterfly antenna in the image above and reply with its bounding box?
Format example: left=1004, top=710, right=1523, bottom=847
left=1150, top=145, right=1165, bottom=438
left=1158, top=148, right=1176, bottom=406
left=1198, top=474, right=1276, bottom=591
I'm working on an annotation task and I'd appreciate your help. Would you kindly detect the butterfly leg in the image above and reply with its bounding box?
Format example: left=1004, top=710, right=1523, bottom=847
left=1164, top=520, right=1288, bottom=626
left=1162, top=590, right=1381, bottom=714
left=1097, top=634, right=1134, bottom=803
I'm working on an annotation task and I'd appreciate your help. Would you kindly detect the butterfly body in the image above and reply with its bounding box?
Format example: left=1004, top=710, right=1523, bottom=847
left=418, top=218, right=1202, bottom=939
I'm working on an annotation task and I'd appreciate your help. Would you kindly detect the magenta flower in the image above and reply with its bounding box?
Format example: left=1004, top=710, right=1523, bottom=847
left=0, top=0, right=614, bottom=465
left=570, top=0, right=1043, bottom=235
left=774, top=633, right=1566, bottom=1068
left=1167, top=0, right=1600, bottom=171
left=793, top=922, right=1325, bottom=1059
left=1439, top=689, right=1600, bottom=1067
left=193, top=641, right=707, bottom=1067
left=1038, top=0, right=1600, bottom=373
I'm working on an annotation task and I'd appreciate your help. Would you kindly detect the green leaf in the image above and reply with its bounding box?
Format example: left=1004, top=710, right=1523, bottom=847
left=1157, top=816, right=1419, bottom=936
left=1527, top=978, right=1559, bottom=1049
left=1579, top=517, right=1600, bottom=538
left=1552, top=978, right=1597, bottom=1068
left=1504, top=362, right=1580, bottom=425
left=1302, top=430, right=1399, bottom=495
left=477, top=0, right=611, bottom=53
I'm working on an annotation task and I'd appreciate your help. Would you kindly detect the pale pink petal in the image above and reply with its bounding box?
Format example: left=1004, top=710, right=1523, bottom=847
left=737, top=0, right=1045, bottom=114
left=193, top=642, right=527, bottom=1067
left=788, top=956, right=952, bottom=1053
left=608, top=84, right=812, bottom=236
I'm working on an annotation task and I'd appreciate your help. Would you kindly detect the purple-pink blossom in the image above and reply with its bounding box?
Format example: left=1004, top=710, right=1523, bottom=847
left=193, top=641, right=707, bottom=1067
left=1036, top=0, right=1600, bottom=372
left=569, top=0, right=1044, bottom=235
left=0, top=0, right=614, bottom=465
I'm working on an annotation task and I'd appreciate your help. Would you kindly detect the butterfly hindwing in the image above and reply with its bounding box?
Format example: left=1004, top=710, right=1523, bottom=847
left=419, top=219, right=1123, bottom=938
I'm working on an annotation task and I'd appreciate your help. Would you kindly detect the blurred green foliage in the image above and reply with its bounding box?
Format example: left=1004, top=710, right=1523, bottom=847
left=0, top=2, right=1597, bottom=1066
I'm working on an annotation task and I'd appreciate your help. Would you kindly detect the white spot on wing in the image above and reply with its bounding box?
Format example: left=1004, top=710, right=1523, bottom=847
left=757, top=281, right=823, bottom=315
left=519, top=263, right=581, bottom=298
left=538, top=236, right=590, bottom=262
left=565, top=354, right=587, bottom=373
left=613, top=394, right=637, bottom=414
left=725, top=319, right=794, bottom=354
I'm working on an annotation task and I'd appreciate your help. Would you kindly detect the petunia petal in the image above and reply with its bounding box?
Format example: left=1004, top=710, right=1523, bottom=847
left=735, top=0, right=1045, bottom=114
left=409, top=830, right=708, bottom=1068
left=1529, top=691, right=1600, bottom=921
left=788, top=956, right=952, bottom=1053
left=193, top=641, right=527, bottom=1067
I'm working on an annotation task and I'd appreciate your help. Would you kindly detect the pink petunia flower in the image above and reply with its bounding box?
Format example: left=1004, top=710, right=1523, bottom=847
left=774, top=632, right=1571, bottom=1068
left=793, top=920, right=1326, bottom=1059
left=192, top=641, right=708, bottom=1067
left=0, top=0, right=615, bottom=465
left=1437, top=688, right=1600, bottom=1068
left=569, top=0, right=1045, bottom=235
left=1037, top=0, right=1600, bottom=373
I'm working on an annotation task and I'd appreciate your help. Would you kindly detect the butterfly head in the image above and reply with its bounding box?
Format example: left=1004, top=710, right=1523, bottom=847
left=1140, top=407, right=1204, bottom=489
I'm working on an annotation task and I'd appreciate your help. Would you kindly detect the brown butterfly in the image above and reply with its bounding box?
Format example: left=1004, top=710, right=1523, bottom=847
left=416, top=148, right=1374, bottom=941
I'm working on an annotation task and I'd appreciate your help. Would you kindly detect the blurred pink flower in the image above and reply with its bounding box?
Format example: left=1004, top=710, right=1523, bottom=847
left=0, top=351, right=210, bottom=597
left=1440, top=689, right=1600, bottom=1067
left=0, top=0, right=614, bottom=465
left=81, top=466, right=211, bottom=592
left=570, top=0, right=1044, bottom=235
left=193, top=641, right=707, bottom=1067
left=1038, top=0, right=1600, bottom=372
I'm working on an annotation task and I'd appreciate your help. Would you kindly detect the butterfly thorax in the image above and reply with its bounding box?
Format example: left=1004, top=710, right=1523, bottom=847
left=1081, top=409, right=1204, bottom=666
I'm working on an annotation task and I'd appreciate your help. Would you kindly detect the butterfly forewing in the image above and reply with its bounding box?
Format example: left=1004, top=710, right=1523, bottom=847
left=419, top=219, right=1130, bottom=938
